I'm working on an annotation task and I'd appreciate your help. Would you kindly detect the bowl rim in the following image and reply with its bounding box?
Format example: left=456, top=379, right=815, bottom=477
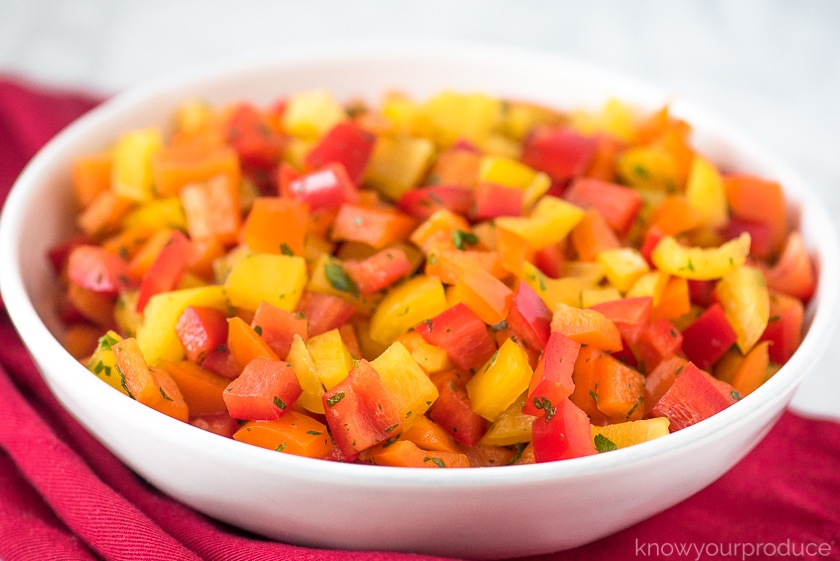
left=2, top=39, right=839, bottom=489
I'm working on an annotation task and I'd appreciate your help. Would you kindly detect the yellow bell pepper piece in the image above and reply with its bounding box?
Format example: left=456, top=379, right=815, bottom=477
left=715, top=265, right=770, bottom=354
left=85, top=330, right=129, bottom=396
left=651, top=232, right=751, bottom=280
left=496, top=196, right=584, bottom=250
left=479, top=133, right=522, bottom=160
left=224, top=253, right=307, bottom=312
left=122, top=196, right=186, bottom=231
left=563, top=261, right=606, bottom=284
left=569, top=99, right=637, bottom=143
left=363, top=134, right=435, bottom=201
left=597, top=248, right=651, bottom=293
left=467, top=338, right=533, bottom=422
left=136, top=285, right=229, bottom=365
left=580, top=287, right=623, bottom=308
left=371, top=342, right=439, bottom=429
left=368, top=275, right=448, bottom=346
left=381, top=92, right=423, bottom=135
left=114, top=290, right=142, bottom=337
left=282, top=137, right=317, bottom=169
left=591, top=417, right=670, bottom=449
left=111, top=127, right=163, bottom=202
left=626, top=270, right=670, bottom=305
left=282, top=89, right=346, bottom=139
left=306, top=328, right=354, bottom=391
left=617, top=144, right=680, bottom=192
left=422, top=91, right=501, bottom=147
left=478, top=156, right=537, bottom=189
left=286, top=334, right=325, bottom=414
left=521, top=262, right=596, bottom=310
left=174, top=98, right=212, bottom=135
left=685, top=155, right=728, bottom=229
left=396, top=331, right=454, bottom=373
left=479, top=393, right=533, bottom=446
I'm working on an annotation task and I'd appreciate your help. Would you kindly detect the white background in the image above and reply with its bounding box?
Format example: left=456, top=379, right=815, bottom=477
left=0, top=0, right=838, bottom=420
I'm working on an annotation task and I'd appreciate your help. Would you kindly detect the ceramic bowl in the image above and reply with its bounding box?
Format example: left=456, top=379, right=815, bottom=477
left=1, top=41, right=838, bottom=559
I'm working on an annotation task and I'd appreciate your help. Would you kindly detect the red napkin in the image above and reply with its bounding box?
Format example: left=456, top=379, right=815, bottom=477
left=0, top=78, right=838, bottom=561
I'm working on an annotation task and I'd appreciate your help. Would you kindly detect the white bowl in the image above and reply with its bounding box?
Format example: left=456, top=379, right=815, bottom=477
left=1, top=41, right=838, bottom=560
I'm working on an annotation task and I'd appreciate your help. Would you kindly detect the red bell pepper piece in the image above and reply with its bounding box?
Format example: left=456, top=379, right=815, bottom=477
left=321, top=359, right=402, bottom=460
left=190, top=412, right=241, bottom=439
left=523, top=331, right=580, bottom=417
left=175, top=305, right=229, bottom=364
left=304, top=121, right=376, bottom=186
left=250, top=301, right=309, bottom=359
left=761, top=232, right=816, bottom=303
left=67, top=245, right=134, bottom=295
left=470, top=182, right=524, bottom=221
left=396, top=185, right=474, bottom=220
left=687, top=279, right=717, bottom=308
left=533, top=242, right=566, bottom=279
left=428, top=376, right=487, bottom=446
left=721, top=218, right=775, bottom=260
left=295, top=291, right=356, bottom=337
left=223, top=357, right=302, bottom=421
left=681, top=303, right=738, bottom=370
left=281, top=162, right=360, bottom=211
left=760, top=292, right=805, bottom=364
left=521, top=127, right=598, bottom=182
left=505, top=281, right=552, bottom=354
left=644, top=355, right=688, bottom=410
left=343, top=247, right=414, bottom=296
left=589, top=296, right=652, bottom=346
left=135, top=230, right=191, bottom=312
left=631, top=318, right=683, bottom=374
left=649, top=361, right=738, bottom=431
left=415, top=302, right=497, bottom=372
left=531, top=398, right=597, bottom=462
left=330, top=204, right=417, bottom=249
left=199, top=346, right=240, bottom=380
left=639, top=225, right=665, bottom=267
left=223, top=103, right=284, bottom=170
left=48, top=233, right=92, bottom=275
left=564, top=177, right=643, bottom=237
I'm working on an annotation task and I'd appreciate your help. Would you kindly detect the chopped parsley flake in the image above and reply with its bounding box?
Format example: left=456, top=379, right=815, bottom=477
left=452, top=229, right=479, bottom=250
left=324, top=261, right=360, bottom=297
left=594, top=434, right=618, bottom=453
left=424, top=456, right=447, bottom=468
left=326, top=392, right=345, bottom=408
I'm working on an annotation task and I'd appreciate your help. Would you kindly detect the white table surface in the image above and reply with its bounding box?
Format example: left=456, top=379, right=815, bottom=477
left=1, top=0, right=838, bottom=420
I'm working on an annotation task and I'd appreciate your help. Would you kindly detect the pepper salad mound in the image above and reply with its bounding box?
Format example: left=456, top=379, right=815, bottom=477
left=52, top=89, right=816, bottom=468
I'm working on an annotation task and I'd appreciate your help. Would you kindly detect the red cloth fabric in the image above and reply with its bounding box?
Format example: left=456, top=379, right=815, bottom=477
left=0, top=77, right=838, bottom=561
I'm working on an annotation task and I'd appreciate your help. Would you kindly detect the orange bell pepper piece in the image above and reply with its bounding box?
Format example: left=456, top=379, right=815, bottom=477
left=180, top=174, right=241, bottom=244
left=233, top=411, right=333, bottom=459
left=364, top=440, right=471, bottom=468
left=570, top=207, right=621, bottom=262
left=72, top=152, right=113, bottom=208
left=243, top=197, right=309, bottom=256
left=330, top=204, right=417, bottom=249
left=550, top=303, right=622, bottom=352
left=227, top=316, right=279, bottom=374
left=112, top=337, right=189, bottom=422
